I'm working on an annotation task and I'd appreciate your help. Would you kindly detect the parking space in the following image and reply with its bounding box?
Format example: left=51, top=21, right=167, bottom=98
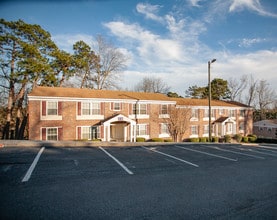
left=1, top=143, right=277, bottom=183
left=1, top=143, right=277, bottom=219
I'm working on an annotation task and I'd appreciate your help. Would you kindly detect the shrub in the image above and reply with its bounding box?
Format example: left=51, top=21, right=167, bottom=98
left=242, top=136, right=248, bottom=143
left=164, top=139, right=173, bottom=142
left=149, top=138, right=164, bottom=142
left=212, top=137, right=219, bottom=142
left=136, top=137, right=146, bottom=142
left=91, top=139, right=101, bottom=142
left=234, top=134, right=242, bottom=143
left=224, top=135, right=231, bottom=143
left=247, top=134, right=257, bottom=143
left=200, top=137, right=207, bottom=142
left=190, top=138, right=199, bottom=142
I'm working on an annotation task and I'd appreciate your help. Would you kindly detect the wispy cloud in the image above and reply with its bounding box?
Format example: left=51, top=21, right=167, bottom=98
left=136, top=3, right=164, bottom=22
left=229, top=0, right=277, bottom=17
left=238, top=38, right=266, bottom=47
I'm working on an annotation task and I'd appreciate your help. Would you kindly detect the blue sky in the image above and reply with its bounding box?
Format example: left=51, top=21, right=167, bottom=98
left=1, top=0, right=277, bottom=96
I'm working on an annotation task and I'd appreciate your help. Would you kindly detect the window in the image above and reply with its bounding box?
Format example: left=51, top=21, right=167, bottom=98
left=91, top=103, right=101, bottom=115
left=82, top=127, right=91, bottom=140
left=229, top=109, right=236, bottom=117
left=204, top=125, right=209, bottom=134
left=226, top=123, right=233, bottom=134
left=239, top=110, right=245, bottom=117
left=112, top=102, right=121, bottom=111
left=191, top=125, right=198, bottom=135
left=219, top=109, right=224, bottom=116
left=79, top=126, right=101, bottom=140
left=160, top=123, right=169, bottom=134
left=239, top=122, right=245, bottom=131
left=133, top=104, right=147, bottom=115
left=160, top=105, right=168, bottom=114
left=82, top=102, right=91, bottom=115
left=191, top=109, right=199, bottom=119
left=136, top=124, right=148, bottom=136
left=47, top=128, right=58, bottom=140
left=204, top=109, right=215, bottom=118
left=47, top=101, right=58, bottom=115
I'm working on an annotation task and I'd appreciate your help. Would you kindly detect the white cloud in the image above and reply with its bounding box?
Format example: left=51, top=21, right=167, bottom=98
left=52, top=34, right=94, bottom=52
left=229, top=0, right=277, bottom=17
left=189, top=0, right=202, bottom=7
left=136, top=3, right=163, bottom=22
left=238, top=38, right=265, bottom=47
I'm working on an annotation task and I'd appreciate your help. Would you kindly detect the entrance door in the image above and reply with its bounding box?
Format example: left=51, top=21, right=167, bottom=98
left=110, top=123, right=125, bottom=141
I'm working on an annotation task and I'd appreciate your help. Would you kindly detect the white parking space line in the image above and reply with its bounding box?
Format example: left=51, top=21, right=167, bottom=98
left=99, top=147, right=134, bottom=175
left=22, top=147, right=45, bottom=182
left=175, top=146, right=238, bottom=161
left=246, top=149, right=277, bottom=157
left=205, top=146, right=265, bottom=159
left=142, top=146, right=199, bottom=168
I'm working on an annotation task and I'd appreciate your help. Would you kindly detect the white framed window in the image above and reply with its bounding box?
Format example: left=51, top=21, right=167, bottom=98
left=79, top=126, right=101, bottom=140
left=133, top=104, right=147, bottom=115
left=204, top=125, right=209, bottom=134
left=191, top=109, right=199, bottom=119
left=204, top=109, right=209, bottom=118
left=160, top=123, right=169, bottom=134
left=239, top=109, right=245, bottom=117
left=226, top=123, right=233, bottom=134
left=47, top=128, right=58, bottom=140
left=239, top=122, right=244, bottom=131
left=160, top=104, right=168, bottom=114
left=91, top=103, right=101, bottom=115
left=47, top=101, right=58, bottom=115
left=229, top=109, right=236, bottom=118
left=219, top=109, right=224, bottom=116
left=191, top=125, right=199, bottom=135
left=136, top=124, right=148, bottom=136
left=111, top=102, right=121, bottom=111
left=82, top=102, right=91, bottom=115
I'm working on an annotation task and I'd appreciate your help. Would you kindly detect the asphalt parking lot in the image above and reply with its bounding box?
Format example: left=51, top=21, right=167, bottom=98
left=0, top=143, right=277, bottom=219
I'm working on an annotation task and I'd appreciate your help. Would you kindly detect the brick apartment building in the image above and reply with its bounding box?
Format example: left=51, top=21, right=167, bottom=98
left=28, top=86, right=253, bottom=142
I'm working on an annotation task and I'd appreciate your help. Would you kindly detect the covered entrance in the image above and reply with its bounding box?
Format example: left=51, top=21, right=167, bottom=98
left=213, top=117, right=237, bottom=137
left=103, top=114, right=136, bottom=142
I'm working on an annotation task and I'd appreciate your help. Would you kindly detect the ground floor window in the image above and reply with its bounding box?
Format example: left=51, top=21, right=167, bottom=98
left=78, top=126, right=101, bottom=140
left=136, top=124, right=148, bottom=136
left=160, top=123, right=169, bottom=134
left=191, top=125, right=199, bottom=135
left=41, top=127, right=60, bottom=141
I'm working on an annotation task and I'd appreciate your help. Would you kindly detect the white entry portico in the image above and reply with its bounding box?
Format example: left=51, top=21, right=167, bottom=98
left=213, top=117, right=237, bottom=137
left=103, top=114, right=136, bottom=142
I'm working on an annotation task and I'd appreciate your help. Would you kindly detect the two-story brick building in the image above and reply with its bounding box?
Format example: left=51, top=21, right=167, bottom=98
left=28, top=86, right=253, bottom=142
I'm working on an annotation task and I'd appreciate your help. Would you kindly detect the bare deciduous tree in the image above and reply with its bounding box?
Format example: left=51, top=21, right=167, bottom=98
left=228, top=75, right=248, bottom=101
left=93, top=35, right=128, bottom=89
left=164, top=105, right=191, bottom=142
left=256, top=80, right=276, bottom=120
left=134, top=76, right=170, bottom=94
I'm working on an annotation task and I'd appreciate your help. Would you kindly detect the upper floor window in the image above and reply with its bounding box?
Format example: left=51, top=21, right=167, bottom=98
left=111, top=102, right=122, bottom=111
left=133, top=104, right=147, bottom=115
left=47, top=101, right=58, bottom=115
left=219, top=109, right=224, bottom=116
left=41, top=101, right=62, bottom=120
left=239, top=109, right=245, bottom=117
left=204, top=109, right=215, bottom=118
left=229, top=109, right=236, bottom=117
left=91, top=103, right=101, bottom=115
left=82, top=102, right=91, bottom=115
left=191, top=109, right=199, bottom=119
left=160, top=104, right=168, bottom=115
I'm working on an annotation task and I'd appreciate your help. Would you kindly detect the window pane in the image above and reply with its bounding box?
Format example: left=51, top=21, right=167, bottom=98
left=161, top=105, right=168, bottom=114
left=47, top=128, right=57, bottom=140
left=140, top=104, right=147, bottom=114
left=47, top=102, right=57, bottom=115
left=114, top=102, right=121, bottom=110
left=82, top=103, right=90, bottom=115
left=91, top=103, right=100, bottom=115
left=82, top=127, right=91, bottom=140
